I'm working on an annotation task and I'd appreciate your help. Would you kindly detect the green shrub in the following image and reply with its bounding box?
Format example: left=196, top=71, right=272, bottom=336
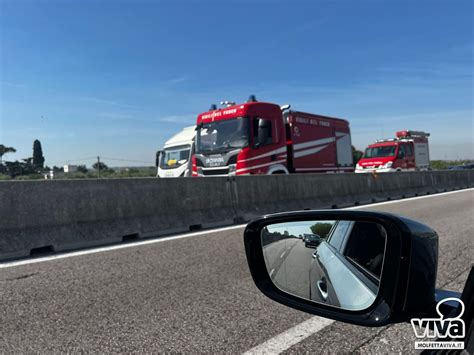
left=430, top=160, right=473, bottom=170
left=15, top=174, right=43, bottom=180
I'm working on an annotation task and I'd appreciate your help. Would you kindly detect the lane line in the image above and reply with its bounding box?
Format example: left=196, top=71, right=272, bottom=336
left=349, top=188, right=472, bottom=210
left=0, top=224, right=247, bottom=269
left=242, top=316, right=334, bottom=355
left=1, top=188, right=471, bottom=269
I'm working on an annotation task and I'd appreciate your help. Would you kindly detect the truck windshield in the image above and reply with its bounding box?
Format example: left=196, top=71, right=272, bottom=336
left=196, top=117, right=249, bottom=154
left=160, top=145, right=191, bottom=169
left=364, top=145, right=397, bottom=158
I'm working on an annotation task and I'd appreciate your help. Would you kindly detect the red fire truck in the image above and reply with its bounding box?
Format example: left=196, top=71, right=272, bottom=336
left=192, top=96, right=353, bottom=176
left=355, top=130, right=430, bottom=173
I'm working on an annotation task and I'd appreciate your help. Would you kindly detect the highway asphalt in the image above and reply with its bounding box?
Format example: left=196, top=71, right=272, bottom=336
left=263, top=238, right=314, bottom=299
left=1, top=189, right=472, bottom=353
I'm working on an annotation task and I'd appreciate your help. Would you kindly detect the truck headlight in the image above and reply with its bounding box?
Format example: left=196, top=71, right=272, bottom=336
left=228, top=164, right=236, bottom=173
left=383, top=161, right=393, bottom=168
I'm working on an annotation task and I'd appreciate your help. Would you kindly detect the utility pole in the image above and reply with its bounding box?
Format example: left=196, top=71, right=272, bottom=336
left=97, top=156, right=101, bottom=178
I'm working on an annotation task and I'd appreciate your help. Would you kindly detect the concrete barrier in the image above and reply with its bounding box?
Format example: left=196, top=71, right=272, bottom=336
left=0, top=177, right=235, bottom=260
left=0, top=171, right=472, bottom=261
left=232, top=171, right=473, bottom=221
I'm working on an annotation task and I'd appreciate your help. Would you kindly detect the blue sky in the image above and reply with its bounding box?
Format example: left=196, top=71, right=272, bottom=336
left=1, top=0, right=472, bottom=166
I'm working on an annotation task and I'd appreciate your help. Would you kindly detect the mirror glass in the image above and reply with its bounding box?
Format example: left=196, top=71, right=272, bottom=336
left=261, top=219, right=387, bottom=311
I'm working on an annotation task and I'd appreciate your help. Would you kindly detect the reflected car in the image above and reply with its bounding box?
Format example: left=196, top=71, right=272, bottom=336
left=309, top=221, right=386, bottom=310
left=303, top=233, right=323, bottom=248
left=448, top=163, right=474, bottom=170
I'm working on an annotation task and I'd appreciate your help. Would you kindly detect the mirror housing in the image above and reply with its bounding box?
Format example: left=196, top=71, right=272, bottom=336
left=155, top=150, right=163, bottom=167
left=244, top=210, right=438, bottom=327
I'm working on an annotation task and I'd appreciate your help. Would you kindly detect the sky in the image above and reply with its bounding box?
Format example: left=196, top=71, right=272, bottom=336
left=1, top=0, right=473, bottom=167
left=266, top=221, right=335, bottom=239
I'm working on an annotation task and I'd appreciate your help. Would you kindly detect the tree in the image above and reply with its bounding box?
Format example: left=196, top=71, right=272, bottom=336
left=77, top=165, right=88, bottom=173
left=92, top=161, right=109, bottom=171
left=4, top=161, right=22, bottom=177
left=310, top=222, right=334, bottom=238
left=21, top=158, right=36, bottom=175
left=352, top=145, right=364, bottom=165
left=4, top=158, right=35, bottom=177
left=32, top=140, right=45, bottom=169
left=0, top=144, right=16, bottom=163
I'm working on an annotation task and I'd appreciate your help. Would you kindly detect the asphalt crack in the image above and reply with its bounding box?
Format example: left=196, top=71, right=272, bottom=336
left=352, top=326, right=390, bottom=352
left=5, top=272, right=39, bottom=281
left=439, top=265, right=473, bottom=289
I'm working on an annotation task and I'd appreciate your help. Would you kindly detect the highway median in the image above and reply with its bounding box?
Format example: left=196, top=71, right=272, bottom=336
left=0, top=170, right=472, bottom=262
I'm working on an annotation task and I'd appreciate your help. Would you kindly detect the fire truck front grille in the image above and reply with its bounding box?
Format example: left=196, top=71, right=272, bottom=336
left=202, top=167, right=229, bottom=176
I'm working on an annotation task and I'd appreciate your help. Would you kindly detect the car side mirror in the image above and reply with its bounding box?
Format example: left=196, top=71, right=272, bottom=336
left=156, top=150, right=163, bottom=167
left=244, top=210, right=439, bottom=327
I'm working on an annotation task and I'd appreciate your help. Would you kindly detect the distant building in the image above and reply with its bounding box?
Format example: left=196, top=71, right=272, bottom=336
left=63, top=165, right=78, bottom=173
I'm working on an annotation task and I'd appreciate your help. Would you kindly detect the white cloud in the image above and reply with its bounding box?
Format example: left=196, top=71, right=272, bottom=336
left=98, top=112, right=134, bottom=120
left=167, top=76, right=188, bottom=84
left=0, top=81, right=26, bottom=88
left=79, top=97, right=140, bottom=110
left=156, top=114, right=195, bottom=124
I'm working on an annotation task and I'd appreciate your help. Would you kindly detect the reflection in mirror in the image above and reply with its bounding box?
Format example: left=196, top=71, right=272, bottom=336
left=261, top=220, right=387, bottom=311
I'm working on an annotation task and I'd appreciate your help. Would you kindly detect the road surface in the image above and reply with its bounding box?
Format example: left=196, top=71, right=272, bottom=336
left=263, top=237, right=314, bottom=299
left=1, top=189, right=472, bottom=353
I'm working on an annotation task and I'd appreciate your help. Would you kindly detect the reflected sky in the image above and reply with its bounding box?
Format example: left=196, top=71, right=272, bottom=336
left=266, top=221, right=336, bottom=238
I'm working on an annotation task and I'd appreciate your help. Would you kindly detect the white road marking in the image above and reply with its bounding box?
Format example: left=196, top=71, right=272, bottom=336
left=243, top=316, right=335, bottom=355
left=0, top=224, right=247, bottom=269
left=269, top=269, right=275, bottom=278
left=349, top=187, right=472, bottom=210
left=1, top=188, right=471, bottom=269
left=280, top=251, right=286, bottom=259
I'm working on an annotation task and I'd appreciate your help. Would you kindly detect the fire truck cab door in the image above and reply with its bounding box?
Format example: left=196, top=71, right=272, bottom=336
left=406, top=143, right=416, bottom=170
left=397, top=144, right=408, bottom=169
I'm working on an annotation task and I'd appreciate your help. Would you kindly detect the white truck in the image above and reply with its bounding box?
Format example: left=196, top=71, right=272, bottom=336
left=157, top=126, right=195, bottom=178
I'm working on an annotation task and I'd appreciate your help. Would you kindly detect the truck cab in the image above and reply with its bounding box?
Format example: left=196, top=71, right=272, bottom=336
left=193, top=96, right=353, bottom=177
left=193, top=98, right=287, bottom=176
left=157, top=126, right=195, bottom=178
left=356, top=141, right=414, bottom=172
left=355, top=131, right=430, bottom=173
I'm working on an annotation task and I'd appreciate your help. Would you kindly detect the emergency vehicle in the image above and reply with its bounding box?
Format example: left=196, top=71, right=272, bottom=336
left=355, top=130, right=430, bottom=173
left=157, top=126, right=195, bottom=178
left=192, top=96, right=353, bottom=176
